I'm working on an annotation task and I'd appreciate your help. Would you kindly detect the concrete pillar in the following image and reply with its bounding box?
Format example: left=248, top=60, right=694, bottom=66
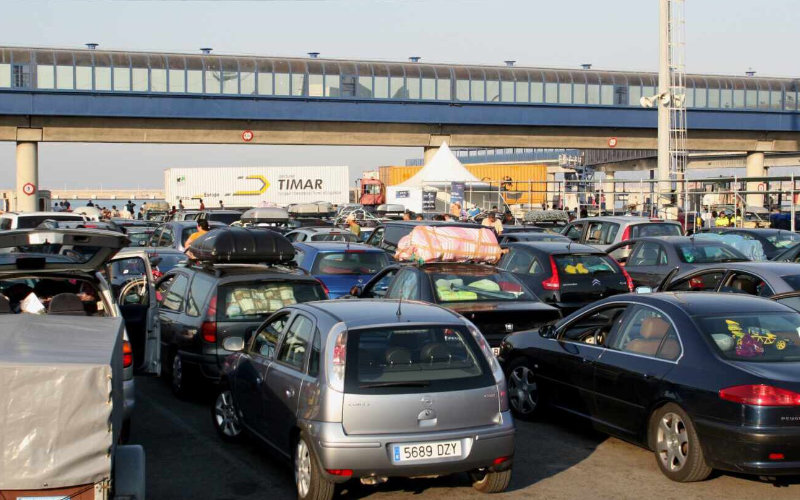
left=16, top=141, right=38, bottom=213
left=423, top=146, right=438, bottom=166
left=745, top=151, right=766, bottom=209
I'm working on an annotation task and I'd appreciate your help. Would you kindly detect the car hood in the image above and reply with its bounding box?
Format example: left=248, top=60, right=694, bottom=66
left=0, top=229, right=129, bottom=273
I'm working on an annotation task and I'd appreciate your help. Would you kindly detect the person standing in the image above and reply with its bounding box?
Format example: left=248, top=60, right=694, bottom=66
left=715, top=211, right=730, bottom=227
left=346, top=215, right=361, bottom=237
left=184, top=219, right=210, bottom=249
left=125, top=200, right=135, bottom=215
left=86, top=199, right=94, bottom=207
left=198, top=199, right=205, bottom=210
left=137, top=207, right=145, bottom=220
left=219, top=200, right=224, bottom=209
left=111, top=205, right=121, bottom=218
left=482, top=212, right=503, bottom=234
left=178, top=199, right=185, bottom=210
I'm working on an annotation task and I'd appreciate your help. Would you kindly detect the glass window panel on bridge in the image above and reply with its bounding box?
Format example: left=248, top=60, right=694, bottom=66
left=695, top=85, right=707, bottom=108
left=485, top=68, right=500, bottom=102
left=55, top=51, right=74, bottom=90
left=405, top=64, right=420, bottom=100
left=290, top=60, right=307, bottom=96
left=543, top=71, right=557, bottom=104
left=435, top=66, right=450, bottom=100
left=149, top=55, right=167, bottom=92
left=168, top=56, right=186, bottom=93
left=307, top=60, right=324, bottom=97
left=453, top=66, right=469, bottom=101
left=204, top=56, right=222, bottom=94
left=558, top=82, right=571, bottom=104
left=130, top=54, right=148, bottom=91
left=35, top=51, right=55, bottom=89
left=708, top=87, right=720, bottom=108
left=498, top=67, right=514, bottom=103
left=11, top=50, right=31, bottom=88
left=256, top=59, right=273, bottom=95
left=112, top=53, right=131, bottom=91
left=628, top=84, right=641, bottom=106
left=371, top=64, right=388, bottom=99
left=221, top=58, right=240, bottom=95
left=0, top=49, right=10, bottom=88
left=721, top=88, right=733, bottom=108
left=469, top=68, right=485, bottom=101
left=746, top=89, right=758, bottom=108
left=239, top=59, right=255, bottom=95
left=185, top=56, right=203, bottom=93
left=387, top=63, right=403, bottom=99
left=771, top=90, right=783, bottom=110
left=685, top=86, right=695, bottom=108
left=273, top=60, right=290, bottom=96
left=573, top=80, right=586, bottom=105
left=785, top=85, right=798, bottom=111
left=94, top=53, right=111, bottom=91
left=357, top=62, right=373, bottom=98
left=324, top=61, right=341, bottom=97
left=421, top=65, right=436, bottom=100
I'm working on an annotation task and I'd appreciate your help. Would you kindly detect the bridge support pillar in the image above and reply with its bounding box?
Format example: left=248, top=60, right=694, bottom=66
left=745, top=151, right=765, bottom=209
left=16, top=141, right=39, bottom=213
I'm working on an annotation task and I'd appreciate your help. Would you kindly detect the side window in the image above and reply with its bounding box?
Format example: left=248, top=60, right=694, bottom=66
left=501, top=249, right=536, bottom=274
left=149, top=227, right=162, bottom=246
left=161, top=274, right=189, bottom=312
left=277, top=314, right=314, bottom=370
left=629, top=242, right=666, bottom=266
left=563, top=223, right=584, bottom=242
left=250, top=312, right=290, bottom=358
left=110, top=257, right=148, bottom=283
left=386, top=270, right=418, bottom=300
left=292, top=248, right=305, bottom=266
left=160, top=228, right=174, bottom=247
left=0, top=217, right=11, bottom=230
left=156, top=275, right=175, bottom=304
left=668, top=271, right=726, bottom=292
left=723, top=272, right=774, bottom=297
left=363, top=269, right=398, bottom=298
left=610, top=305, right=681, bottom=360
left=308, top=331, right=321, bottom=378
left=586, top=222, right=619, bottom=245
left=609, top=242, right=636, bottom=264
left=559, top=305, right=629, bottom=345
left=186, top=275, right=214, bottom=317
left=367, top=227, right=384, bottom=247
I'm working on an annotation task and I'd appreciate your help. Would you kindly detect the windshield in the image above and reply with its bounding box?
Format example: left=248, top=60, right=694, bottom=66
left=312, top=251, right=388, bottom=275
left=553, top=254, right=619, bottom=276
left=677, top=244, right=746, bottom=264
left=151, top=253, right=187, bottom=274
left=14, top=215, right=85, bottom=229
left=206, top=213, right=240, bottom=225
left=767, top=232, right=800, bottom=250
left=0, top=243, right=104, bottom=265
left=779, top=275, right=800, bottom=291
left=127, top=232, right=152, bottom=246
left=310, top=232, right=359, bottom=242
left=218, top=281, right=325, bottom=322
left=695, top=312, right=800, bottom=362
left=632, top=223, right=682, bottom=238
left=430, top=270, right=533, bottom=303
left=344, top=325, right=492, bottom=394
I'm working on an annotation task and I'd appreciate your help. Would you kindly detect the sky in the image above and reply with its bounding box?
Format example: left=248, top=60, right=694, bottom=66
left=2, top=0, right=800, bottom=190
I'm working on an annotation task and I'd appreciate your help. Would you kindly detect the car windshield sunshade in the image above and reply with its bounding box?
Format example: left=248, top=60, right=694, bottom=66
left=767, top=232, right=800, bottom=249
left=554, top=254, right=618, bottom=276
left=430, top=270, right=532, bottom=303
left=695, top=312, right=800, bottom=362
left=218, top=281, right=325, bottom=321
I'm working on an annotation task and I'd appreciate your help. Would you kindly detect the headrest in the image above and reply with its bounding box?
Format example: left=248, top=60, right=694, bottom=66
left=48, top=293, right=87, bottom=316
left=385, top=347, right=412, bottom=365
left=641, top=316, right=670, bottom=339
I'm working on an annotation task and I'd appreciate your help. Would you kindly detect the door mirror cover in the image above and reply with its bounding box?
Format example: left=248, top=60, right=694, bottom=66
left=222, top=336, right=245, bottom=352
left=539, top=324, right=557, bottom=339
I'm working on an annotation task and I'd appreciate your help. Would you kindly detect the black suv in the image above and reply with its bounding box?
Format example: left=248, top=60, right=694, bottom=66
left=156, top=229, right=328, bottom=397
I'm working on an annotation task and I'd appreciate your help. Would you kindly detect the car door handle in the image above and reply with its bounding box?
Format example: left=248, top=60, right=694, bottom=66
left=285, top=388, right=295, bottom=398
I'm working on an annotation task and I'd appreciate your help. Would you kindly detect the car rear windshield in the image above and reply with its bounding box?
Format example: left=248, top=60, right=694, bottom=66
left=779, top=275, right=800, bottom=291
left=631, top=223, right=682, bottom=238
left=150, top=253, right=187, bottom=274
left=677, top=244, right=745, bottom=264
left=218, top=281, right=325, bottom=321
left=312, top=251, right=388, bottom=275
left=344, top=325, right=494, bottom=394
left=553, top=254, right=619, bottom=276
left=431, top=270, right=533, bottom=303
left=695, top=312, right=800, bottom=362
left=206, top=213, right=241, bottom=225
left=767, top=232, right=800, bottom=250
left=16, top=215, right=85, bottom=229
left=310, top=232, right=359, bottom=242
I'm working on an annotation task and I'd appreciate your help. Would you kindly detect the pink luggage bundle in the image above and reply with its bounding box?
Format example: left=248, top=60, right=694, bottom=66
left=394, top=226, right=502, bottom=264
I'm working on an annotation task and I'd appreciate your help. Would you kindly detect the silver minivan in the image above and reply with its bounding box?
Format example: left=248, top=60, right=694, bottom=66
left=214, top=299, right=515, bottom=499
left=562, top=216, right=683, bottom=251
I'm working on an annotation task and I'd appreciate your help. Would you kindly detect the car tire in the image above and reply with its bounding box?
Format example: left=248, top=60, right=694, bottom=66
left=470, top=468, right=512, bottom=493
left=505, top=357, right=542, bottom=420
left=649, top=403, right=712, bottom=482
left=170, top=352, right=192, bottom=399
left=295, top=434, right=335, bottom=500
left=212, top=385, right=243, bottom=442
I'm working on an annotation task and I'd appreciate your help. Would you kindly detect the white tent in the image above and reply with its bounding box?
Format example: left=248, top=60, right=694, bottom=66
left=398, top=142, right=485, bottom=188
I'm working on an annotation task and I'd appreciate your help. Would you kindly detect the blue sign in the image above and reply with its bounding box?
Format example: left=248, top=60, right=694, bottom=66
left=450, top=182, right=465, bottom=205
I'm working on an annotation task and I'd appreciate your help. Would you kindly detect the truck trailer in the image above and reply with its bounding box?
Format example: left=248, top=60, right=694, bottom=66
left=164, top=166, right=350, bottom=209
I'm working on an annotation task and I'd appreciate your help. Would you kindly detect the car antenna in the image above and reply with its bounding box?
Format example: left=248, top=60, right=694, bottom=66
left=396, top=294, right=403, bottom=318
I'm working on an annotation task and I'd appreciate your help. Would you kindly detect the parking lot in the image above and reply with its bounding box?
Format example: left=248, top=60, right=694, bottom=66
left=132, top=375, right=800, bottom=500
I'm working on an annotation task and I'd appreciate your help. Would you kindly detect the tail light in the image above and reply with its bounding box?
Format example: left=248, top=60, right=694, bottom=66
left=326, top=469, right=353, bottom=477
left=719, top=385, right=800, bottom=406
left=201, top=295, right=218, bottom=343
left=122, top=340, right=133, bottom=369
left=610, top=257, right=635, bottom=292
left=620, top=226, right=632, bottom=242
left=317, top=279, right=330, bottom=298
left=498, top=385, right=509, bottom=412
left=326, top=323, right=348, bottom=392
left=541, top=256, right=560, bottom=291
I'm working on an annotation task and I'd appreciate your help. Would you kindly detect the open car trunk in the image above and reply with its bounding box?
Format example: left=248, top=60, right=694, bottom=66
left=0, top=315, right=124, bottom=491
left=0, top=229, right=129, bottom=273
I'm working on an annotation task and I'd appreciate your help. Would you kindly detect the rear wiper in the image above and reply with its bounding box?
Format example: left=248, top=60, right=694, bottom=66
left=359, top=380, right=431, bottom=388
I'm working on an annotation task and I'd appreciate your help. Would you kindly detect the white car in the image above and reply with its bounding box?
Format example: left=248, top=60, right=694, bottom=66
left=0, top=211, right=87, bottom=230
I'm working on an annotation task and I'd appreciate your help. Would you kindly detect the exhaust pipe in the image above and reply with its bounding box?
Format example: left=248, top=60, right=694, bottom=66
left=360, top=476, right=388, bottom=486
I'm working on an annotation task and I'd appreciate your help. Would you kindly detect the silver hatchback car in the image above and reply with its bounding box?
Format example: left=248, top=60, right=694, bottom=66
left=214, top=299, right=515, bottom=499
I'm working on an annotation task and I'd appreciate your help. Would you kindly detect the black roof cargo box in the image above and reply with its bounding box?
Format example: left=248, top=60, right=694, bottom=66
left=189, top=227, right=295, bottom=264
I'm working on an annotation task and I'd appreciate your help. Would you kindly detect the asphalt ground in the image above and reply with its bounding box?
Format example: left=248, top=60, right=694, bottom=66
left=131, top=375, right=800, bottom=500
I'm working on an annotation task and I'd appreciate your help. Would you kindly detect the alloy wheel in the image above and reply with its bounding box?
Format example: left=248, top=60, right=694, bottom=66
left=214, top=390, right=241, bottom=437
left=295, top=439, right=312, bottom=498
left=656, top=412, right=689, bottom=472
left=508, top=365, right=537, bottom=414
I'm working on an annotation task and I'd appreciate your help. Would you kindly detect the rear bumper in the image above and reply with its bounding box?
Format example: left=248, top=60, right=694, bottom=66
left=180, top=349, right=224, bottom=382
left=695, top=417, right=800, bottom=475
left=305, top=412, right=515, bottom=482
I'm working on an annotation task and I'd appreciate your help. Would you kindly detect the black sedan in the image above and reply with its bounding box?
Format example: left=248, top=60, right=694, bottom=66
left=659, top=262, right=800, bottom=297
left=352, top=262, right=561, bottom=349
left=499, top=292, right=800, bottom=481
left=697, top=228, right=800, bottom=259
left=497, top=241, right=632, bottom=315
left=772, top=243, right=800, bottom=263
left=606, top=236, right=748, bottom=288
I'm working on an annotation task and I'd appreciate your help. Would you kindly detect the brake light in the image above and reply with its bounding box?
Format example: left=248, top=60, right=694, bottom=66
left=719, top=385, right=800, bottom=406
left=541, top=256, right=560, bottom=291
left=122, top=340, right=133, bottom=369
left=327, top=324, right=348, bottom=392
left=202, top=295, right=217, bottom=343
left=492, top=456, right=511, bottom=466
left=326, top=469, right=353, bottom=477
left=769, top=453, right=785, bottom=460
left=621, top=226, right=631, bottom=242
left=611, top=258, right=634, bottom=292
left=317, top=279, right=330, bottom=297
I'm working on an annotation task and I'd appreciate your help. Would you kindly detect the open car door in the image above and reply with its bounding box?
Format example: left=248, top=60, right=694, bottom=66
left=110, top=253, right=161, bottom=375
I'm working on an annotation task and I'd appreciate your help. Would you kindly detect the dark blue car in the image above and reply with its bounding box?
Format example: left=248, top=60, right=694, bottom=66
left=293, top=242, right=390, bottom=299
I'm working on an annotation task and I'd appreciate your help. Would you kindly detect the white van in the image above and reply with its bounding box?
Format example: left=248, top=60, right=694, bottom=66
left=0, top=211, right=87, bottom=230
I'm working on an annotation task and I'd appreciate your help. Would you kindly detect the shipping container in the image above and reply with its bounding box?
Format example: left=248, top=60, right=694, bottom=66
left=164, top=166, right=350, bottom=209
left=378, top=163, right=548, bottom=205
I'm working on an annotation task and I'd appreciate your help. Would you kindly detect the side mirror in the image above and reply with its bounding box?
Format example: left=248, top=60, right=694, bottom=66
left=222, top=336, right=245, bottom=352
left=539, top=324, right=557, bottom=339
left=635, top=286, right=653, bottom=294
left=349, top=285, right=362, bottom=298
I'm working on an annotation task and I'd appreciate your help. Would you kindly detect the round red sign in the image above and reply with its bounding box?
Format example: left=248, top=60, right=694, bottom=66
left=22, top=182, right=36, bottom=196
left=241, top=130, right=254, bottom=142
left=608, top=137, right=618, bottom=148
